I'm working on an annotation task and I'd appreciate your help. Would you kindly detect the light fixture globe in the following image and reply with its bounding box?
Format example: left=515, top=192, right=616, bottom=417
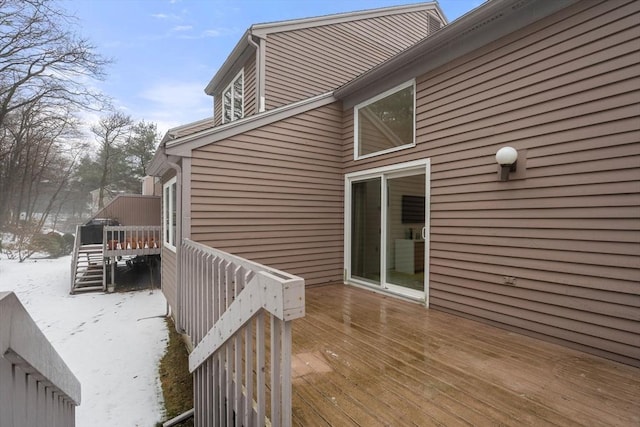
left=496, top=146, right=518, bottom=181
left=496, top=146, right=518, bottom=165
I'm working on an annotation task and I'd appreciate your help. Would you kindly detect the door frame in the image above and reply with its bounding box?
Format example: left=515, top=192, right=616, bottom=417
left=344, top=158, right=431, bottom=306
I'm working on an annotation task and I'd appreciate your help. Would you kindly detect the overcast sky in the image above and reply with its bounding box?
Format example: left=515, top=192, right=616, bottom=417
left=59, top=0, right=484, bottom=135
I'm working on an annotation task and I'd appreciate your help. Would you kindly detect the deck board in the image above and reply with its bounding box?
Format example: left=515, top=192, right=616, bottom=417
left=291, top=284, right=640, bottom=426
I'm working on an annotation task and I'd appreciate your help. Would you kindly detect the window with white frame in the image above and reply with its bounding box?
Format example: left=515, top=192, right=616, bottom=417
left=354, top=80, right=416, bottom=160
left=163, top=177, right=177, bottom=251
left=222, top=70, right=244, bottom=124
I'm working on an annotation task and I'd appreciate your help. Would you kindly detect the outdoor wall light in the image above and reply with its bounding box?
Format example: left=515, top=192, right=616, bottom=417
left=496, top=146, right=518, bottom=181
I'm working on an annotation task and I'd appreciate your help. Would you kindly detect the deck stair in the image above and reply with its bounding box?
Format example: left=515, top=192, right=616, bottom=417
left=71, top=244, right=106, bottom=293
left=69, top=224, right=162, bottom=294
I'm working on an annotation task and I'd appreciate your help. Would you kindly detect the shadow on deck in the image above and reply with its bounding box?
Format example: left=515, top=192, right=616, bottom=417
left=292, top=284, right=640, bottom=426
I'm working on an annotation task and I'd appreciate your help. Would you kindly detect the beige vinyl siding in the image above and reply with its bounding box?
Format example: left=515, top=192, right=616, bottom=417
left=161, top=171, right=178, bottom=311
left=213, top=55, right=257, bottom=126
left=264, top=11, right=441, bottom=110
left=343, top=0, right=640, bottom=366
left=243, top=53, right=257, bottom=117
left=91, top=195, right=160, bottom=226
left=191, top=103, right=344, bottom=286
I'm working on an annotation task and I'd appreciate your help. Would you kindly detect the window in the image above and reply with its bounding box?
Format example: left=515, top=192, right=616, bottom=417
left=222, top=70, right=244, bottom=124
left=163, top=177, right=177, bottom=251
left=354, top=80, right=415, bottom=160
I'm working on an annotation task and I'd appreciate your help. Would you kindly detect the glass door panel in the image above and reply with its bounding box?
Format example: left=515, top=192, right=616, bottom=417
left=351, top=178, right=381, bottom=285
left=385, top=173, right=425, bottom=294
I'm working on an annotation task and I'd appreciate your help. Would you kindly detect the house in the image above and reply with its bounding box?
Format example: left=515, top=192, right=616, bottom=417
left=150, top=0, right=446, bottom=317
left=149, top=0, right=640, bottom=423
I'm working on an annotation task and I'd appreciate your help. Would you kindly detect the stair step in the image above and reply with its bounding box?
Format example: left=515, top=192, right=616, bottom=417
left=75, top=279, right=104, bottom=285
left=76, top=273, right=102, bottom=281
left=72, top=285, right=104, bottom=293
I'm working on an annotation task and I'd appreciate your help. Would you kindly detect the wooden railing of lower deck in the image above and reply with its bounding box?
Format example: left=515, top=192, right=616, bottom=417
left=103, top=225, right=162, bottom=257
left=180, top=239, right=305, bottom=427
left=0, top=292, right=81, bottom=426
left=69, top=224, right=82, bottom=293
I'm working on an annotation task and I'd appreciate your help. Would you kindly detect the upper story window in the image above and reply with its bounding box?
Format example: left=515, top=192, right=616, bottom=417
left=222, top=70, right=244, bottom=124
left=354, top=80, right=415, bottom=160
left=163, top=177, right=177, bottom=251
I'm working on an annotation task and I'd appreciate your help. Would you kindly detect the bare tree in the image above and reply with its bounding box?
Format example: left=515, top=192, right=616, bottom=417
left=0, top=0, right=109, bottom=128
left=91, top=112, right=133, bottom=209
left=0, top=0, right=110, bottom=231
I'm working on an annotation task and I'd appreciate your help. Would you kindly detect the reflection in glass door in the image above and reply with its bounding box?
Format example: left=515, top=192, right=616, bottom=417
left=346, top=160, right=429, bottom=302
left=351, top=178, right=381, bottom=285
left=385, top=173, right=426, bottom=296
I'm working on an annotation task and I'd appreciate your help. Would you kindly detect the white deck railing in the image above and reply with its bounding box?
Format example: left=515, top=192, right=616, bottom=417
left=0, top=292, right=81, bottom=426
left=70, top=224, right=83, bottom=293
left=180, top=239, right=305, bottom=427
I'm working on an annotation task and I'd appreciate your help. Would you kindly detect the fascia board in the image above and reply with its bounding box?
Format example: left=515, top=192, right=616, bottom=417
left=204, top=29, right=250, bottom=95
left=148, top=145, right=168, bottom=177
left=165, top=92, right=337, bottom=157
left=251, top=2, right=443, bottom=37
left=167, top=116, right=216, bottom=139
left=336, top=0, right=579, bottom=108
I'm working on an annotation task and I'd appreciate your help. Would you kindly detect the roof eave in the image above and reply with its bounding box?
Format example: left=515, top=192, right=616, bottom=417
left=335, top=0, right=580, bottom=103
left=165, top=91, right=337, bottom=157
left=204, top=29, right=251, bottom=95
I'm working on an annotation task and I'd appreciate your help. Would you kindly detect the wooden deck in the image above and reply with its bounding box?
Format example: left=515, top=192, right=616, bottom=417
left=291, top=284, right=640, bottom=426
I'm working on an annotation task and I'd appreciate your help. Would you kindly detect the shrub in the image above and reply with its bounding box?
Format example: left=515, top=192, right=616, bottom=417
left=29, top=232, right=65, bottom=258
left=62, top=233, right=75, bottom=254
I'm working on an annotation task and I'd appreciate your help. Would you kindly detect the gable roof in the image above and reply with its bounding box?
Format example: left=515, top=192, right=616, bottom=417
left=163, top=92, right=337, bottom=157
left=150, top=0, right=584, bottom=177
left=148, top=91, right=338, bottom=176
left=203, top=2, right=446, bottom=95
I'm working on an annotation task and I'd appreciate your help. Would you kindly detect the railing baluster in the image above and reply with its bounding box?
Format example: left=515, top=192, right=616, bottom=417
left=271, top=316, right=282, bottom=426
left=256, top=311, right=266, bottom=426
left=245, top=319, right=254, bottom=427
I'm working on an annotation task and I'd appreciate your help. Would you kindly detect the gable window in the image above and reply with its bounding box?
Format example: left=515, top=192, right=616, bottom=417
left=222, top=70, right=244, bottom=124
left=163, top=177, right=177, bottom=251
left=354, top=80, right=415, bottom=160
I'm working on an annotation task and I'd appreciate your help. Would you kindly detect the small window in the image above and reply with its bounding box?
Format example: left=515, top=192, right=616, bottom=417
left=354, top=80, right=415, bottom=159
left=222, top=70, right=244, bottom=124
left=163, top=177, right=177, bottom=251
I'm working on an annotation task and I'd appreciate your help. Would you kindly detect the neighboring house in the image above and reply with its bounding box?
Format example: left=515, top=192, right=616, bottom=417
left=150, top=0, right=639, bottom=374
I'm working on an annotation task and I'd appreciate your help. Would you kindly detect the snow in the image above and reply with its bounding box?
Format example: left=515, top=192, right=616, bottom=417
left=0, top=255, right=169, bottom=426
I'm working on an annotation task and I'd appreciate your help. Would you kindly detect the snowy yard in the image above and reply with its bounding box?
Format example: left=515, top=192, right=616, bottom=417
left=0, top=255, right=168, bottom=426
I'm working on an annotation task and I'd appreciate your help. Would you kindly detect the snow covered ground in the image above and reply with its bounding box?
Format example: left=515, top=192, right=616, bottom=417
left=0, top=255, right=168, bottom=426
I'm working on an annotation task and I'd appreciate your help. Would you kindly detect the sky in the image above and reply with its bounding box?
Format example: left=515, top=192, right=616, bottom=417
left=58, top=0, right=484, bottom=136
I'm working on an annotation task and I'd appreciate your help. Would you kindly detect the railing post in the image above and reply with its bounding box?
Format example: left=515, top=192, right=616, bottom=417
left=70, top=225, right=82, bottom=294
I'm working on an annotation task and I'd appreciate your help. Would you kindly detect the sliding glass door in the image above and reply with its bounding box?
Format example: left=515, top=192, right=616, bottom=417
left=346, top=160, right=429, bottom=303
